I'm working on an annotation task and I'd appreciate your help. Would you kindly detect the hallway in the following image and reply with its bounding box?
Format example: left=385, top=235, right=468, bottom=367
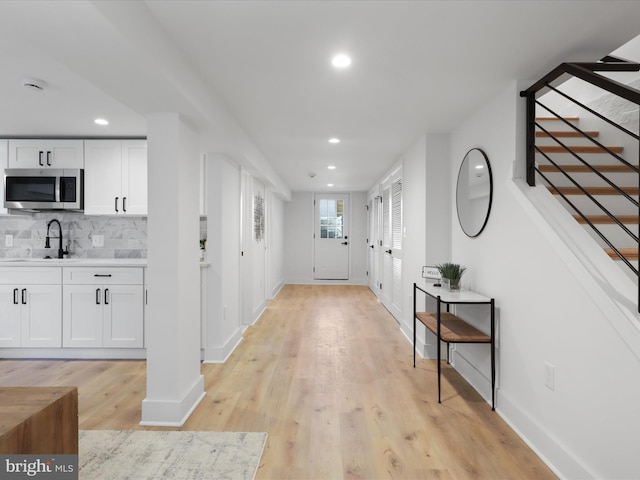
left=0, top=284, right=556, bottom=479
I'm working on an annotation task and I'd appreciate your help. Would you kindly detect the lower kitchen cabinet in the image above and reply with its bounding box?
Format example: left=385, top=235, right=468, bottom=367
left=0, top=268, right=62, bottom=348
left=62, top=267, right=144, bottom=348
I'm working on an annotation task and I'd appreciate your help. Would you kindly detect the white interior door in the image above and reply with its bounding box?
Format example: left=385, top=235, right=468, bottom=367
left=380, top=170, right=403, bottom=320
left=367, top=192, right=381, bottom=292
left=314, top=193, right=349, bottom=280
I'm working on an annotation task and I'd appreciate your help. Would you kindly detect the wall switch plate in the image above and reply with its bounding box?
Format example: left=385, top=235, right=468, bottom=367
left=544, top=362, right=555, bottom=391
left=5, top=234, right=13, bottom=247
left=92, top=235, right=104, bottom=247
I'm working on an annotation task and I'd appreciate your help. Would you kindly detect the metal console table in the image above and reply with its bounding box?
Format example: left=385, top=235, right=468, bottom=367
left=413, top=282, right=496, bottom=410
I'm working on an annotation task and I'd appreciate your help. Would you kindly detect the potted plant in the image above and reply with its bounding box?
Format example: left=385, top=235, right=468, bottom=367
left=435, top=262, right=466, bottom=291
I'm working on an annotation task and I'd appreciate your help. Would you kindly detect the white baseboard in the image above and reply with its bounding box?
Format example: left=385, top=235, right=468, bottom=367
left=497, top=390, right=593, bottom=480
left=0, top=347, right=146, bottom=360
left=202, top=329, right=243, bottom=363
left=271, top=281, right=285, bottom=299
left=140, top=375, right=205, bottom=427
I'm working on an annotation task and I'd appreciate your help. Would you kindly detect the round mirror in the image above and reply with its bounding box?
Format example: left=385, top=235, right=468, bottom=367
left=456, top=148, right=493, bottom=237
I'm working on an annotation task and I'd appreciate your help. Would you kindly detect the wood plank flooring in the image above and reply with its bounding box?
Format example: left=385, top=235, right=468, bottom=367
left=0, top=284, right=557, bottom=479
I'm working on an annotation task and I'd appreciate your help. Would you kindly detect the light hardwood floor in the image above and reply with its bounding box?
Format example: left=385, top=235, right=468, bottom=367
left=0, top=284, right=556, bottom=479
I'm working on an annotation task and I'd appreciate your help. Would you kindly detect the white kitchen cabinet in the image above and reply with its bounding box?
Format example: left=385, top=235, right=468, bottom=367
left=84, top=140, right=147, bottom=215
left=0, top=139, right=7, bottom=214
left=8, top=139, right=84, bottom=169
left=63, top=267, right=144, bottom=348
left=0, top=267, right=62, bottom=348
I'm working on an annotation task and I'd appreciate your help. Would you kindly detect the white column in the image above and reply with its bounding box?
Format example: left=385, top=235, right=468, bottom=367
left=141, top=113, right=205, bottom=426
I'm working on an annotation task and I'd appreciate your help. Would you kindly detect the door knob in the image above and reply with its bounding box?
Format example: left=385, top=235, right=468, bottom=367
left=386, top=249, right=392, bottom=254
left=341, top=241, right=349, bottom=245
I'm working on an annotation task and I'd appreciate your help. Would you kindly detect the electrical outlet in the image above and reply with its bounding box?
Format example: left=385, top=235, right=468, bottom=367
left=92, top=235, right=104, bottom=247
left=5, top=234, right=13, bottom=247
left=544, top=362, right=555, bottom=391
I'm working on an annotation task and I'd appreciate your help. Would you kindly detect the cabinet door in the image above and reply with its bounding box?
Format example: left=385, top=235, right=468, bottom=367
left=21, top=285, right=62, bottom=348
left=103, top=285, right=144, bottom=348
left=47, top=140, right=84, bottom=169
left=0, top=139, right=8, bottom=215
left=84, top=140, right=123, bottom=215
left=8, top=140, right=83, bottom=168
left=62, top=284, right=103, bottom=347
left=8, top=140, right=47, bottom=168
left=0, top=286, right=21, bottom=347
left=122, top=140, right=147, bottom=215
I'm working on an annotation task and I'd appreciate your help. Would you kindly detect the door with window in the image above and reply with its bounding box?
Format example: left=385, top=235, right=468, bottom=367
left=314, top=194, right=349, bottom=280
left=380, top=169, right=403, bottom=321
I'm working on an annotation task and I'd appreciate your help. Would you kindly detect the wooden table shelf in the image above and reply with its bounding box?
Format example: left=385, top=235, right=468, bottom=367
left=413, top=282, right=496, bottom=410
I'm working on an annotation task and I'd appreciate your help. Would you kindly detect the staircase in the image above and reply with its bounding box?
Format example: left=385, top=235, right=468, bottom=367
left=535, top=117, right=639, bottom=273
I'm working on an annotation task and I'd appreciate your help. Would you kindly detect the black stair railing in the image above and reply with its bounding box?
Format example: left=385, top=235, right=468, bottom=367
left=520, top=56, right=640, bottom=311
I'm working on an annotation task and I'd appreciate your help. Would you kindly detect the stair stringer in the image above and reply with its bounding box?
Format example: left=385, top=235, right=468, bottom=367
left=511, top=178, right=640, bottom=360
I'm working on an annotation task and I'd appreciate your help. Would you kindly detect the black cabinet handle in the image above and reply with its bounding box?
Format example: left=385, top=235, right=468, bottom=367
left=94, top=274, right=112, bottom=277
left=96, top=288, right=101, bottom=305
left=104, top=288, right=109, bottom=305
left=115, top=197, right=119, bottom=213
left=123, top=197, right=127, bottom=213
left=369, top=245, right=374, bottom=249
left=21, top=288, right=27, bottom=305
left=386, top=249, right=392, bottom=254
left=39, top=151, right=43, bottom=166
left=13, top=288, right=18, bottom=305
left=46, top=151, right=52, bottom=166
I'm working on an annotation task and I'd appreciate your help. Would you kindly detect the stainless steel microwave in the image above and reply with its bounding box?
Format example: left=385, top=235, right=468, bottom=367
left=4, top=168, right=84, bottom=211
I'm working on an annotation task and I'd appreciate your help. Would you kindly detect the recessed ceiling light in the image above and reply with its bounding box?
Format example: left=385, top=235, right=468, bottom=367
left=328, top=138, right=340, bottom=144
left=331, top=54, right=351, bottom=68
left=327, top=183, right=334, bottom=187
left=94, top=118, right=109, bottom=126
left=328, top=165, right=336, bottom=170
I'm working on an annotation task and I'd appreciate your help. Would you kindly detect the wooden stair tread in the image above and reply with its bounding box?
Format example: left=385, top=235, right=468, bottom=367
left=539, top=164, right=638, bottom=173
left=536, top=131, right=599, bottom=138
left=536, top=117, right=579, bottom=121
left=415, top=312, right=491, bottom=343
left=605, top=248, right=638, bottom=260
left=574, top=215, right=639, bottom=224
left=538, top=145, right=624, bottom=154
left=549, top=186, right=639, bottom=195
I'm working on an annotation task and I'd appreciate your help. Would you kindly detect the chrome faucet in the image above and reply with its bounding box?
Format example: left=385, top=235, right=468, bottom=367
left=45, top=219, right=68, bottom=259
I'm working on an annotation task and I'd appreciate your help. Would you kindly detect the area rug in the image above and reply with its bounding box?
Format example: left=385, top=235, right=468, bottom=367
left=79, top=430, right=267, bottom=480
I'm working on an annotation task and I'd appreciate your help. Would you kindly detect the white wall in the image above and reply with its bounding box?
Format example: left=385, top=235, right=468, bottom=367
left=268, top=191, right=285, bottom=297
left=284, top=191, right=367, bottom=284
left=398, top=133, right=452, bottom=355
left=202, top=153, right=243, bottom=363
left=448, top=82, right=640, bottom=479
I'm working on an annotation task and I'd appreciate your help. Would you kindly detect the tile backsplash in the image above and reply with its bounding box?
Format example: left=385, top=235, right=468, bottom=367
left=0, top=212, right=147, bottom=259
left=0, top=212, right=207, bottom=260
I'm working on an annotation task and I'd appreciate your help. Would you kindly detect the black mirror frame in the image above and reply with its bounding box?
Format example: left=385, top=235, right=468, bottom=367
left=456, top=147, right=493, bottom=238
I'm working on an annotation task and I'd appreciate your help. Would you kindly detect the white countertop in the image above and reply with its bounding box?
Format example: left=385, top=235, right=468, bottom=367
left=0, top=258, right=147, bottom=267
left=0, top=258, right=210, bottom=268
left=418, top=281, right=493, bottom=304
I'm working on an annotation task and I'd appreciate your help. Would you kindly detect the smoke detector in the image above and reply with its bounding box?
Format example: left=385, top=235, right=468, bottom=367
left=22, top=77, right=46, bottom=91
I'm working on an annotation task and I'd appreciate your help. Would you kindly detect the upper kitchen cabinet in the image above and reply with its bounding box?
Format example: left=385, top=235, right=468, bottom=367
left=84, top=140, right=147, bottom=215
left=0, top=140, right=7, bottom=215
left=8, top=139, right=84, bottom=169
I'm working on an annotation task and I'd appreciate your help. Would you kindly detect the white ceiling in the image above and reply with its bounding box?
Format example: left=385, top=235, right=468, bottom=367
left=0, top=1, right=639, bottom=196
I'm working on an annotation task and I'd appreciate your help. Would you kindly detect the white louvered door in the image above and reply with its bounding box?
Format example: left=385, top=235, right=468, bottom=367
left=380, top=169, right=403, bottom=321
